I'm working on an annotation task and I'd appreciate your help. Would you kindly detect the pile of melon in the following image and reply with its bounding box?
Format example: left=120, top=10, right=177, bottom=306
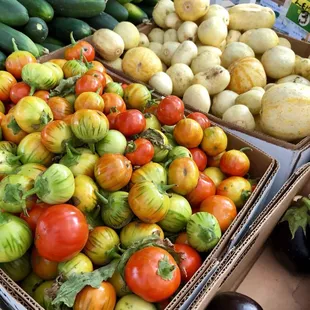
left=92, top=1, right=310, bottom=142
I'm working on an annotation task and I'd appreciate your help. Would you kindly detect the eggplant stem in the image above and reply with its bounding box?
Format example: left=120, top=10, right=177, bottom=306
left=7, top=154, right=22, bottom=165
left=302, top=197, right=310, bottom=210
left=88, top=143, right=96, bottom=154
left=160, top=183, right=175, bottom=192
left=22, top=187, right=39, bottom=200
left=29, top=86, right=36, bottom=96
left=240, top=147, right=253, bottom=153
left=164, top=159, right=172, bottom=168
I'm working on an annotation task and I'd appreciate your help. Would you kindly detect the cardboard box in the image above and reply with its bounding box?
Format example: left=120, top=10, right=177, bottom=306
left=186, top=163, right=310, bottom=310
left=0, top=49, right=278, bottom=310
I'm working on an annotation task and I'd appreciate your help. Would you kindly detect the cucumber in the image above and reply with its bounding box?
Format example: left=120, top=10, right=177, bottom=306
left=84, top=12, right=119, bottom=30
left=0, top=0, right=29, bottom=27
left=49, top=18, right=92, bottom=43
left=41, top=42, right=62, bottom=52
left=138, top=4, right=155, bottom=18
left=105, top=0, right=128, bottom=22
left=0, top=23, right=39, bottom=57
left=23, top=17, right=48, bottom=44
left=46, top=0, right=106, bottom=18
left=123, top=3, right=149, bottom=25
left=35, top=43, right=49, bottom=56
left=17, top=0, right=54, bottom=22
left=44, top=36, right=65, bottom=47
left=0, top=51, right=6, bottom=70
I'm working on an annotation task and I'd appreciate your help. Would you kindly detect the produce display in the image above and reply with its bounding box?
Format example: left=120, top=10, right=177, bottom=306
left=0, top=30, right=260, bottom=310
left=95, top=1, right=310, bottom=142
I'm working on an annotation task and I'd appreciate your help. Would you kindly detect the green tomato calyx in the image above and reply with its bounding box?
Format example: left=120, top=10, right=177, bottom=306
left=157, top=255, right=176, bottom=281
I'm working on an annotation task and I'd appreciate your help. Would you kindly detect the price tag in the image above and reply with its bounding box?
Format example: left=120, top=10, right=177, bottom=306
left=286, top=0, right=310, bottom=31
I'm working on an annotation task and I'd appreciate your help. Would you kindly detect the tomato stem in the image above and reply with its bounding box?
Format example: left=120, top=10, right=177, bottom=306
left=11, top=38, right=19, bottom=52
left=69, top=32, right=77, bottom=46
left=160, top=184, right=176, bottom=192
left=7, top=154, right=22, bottom=165
left=239, top=147, right=253, bottom=153
left=157, top=255, right=176, bottom=281
left=95, top=190, right=108, bottom=205
left=125, top=141, right=136, bottom=154
left=29, top=85, right=36, bottom=96
left=88, top=143, right=96, bottom=154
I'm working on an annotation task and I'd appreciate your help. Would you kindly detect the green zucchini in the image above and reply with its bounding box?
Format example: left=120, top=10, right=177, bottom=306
left=17, top=0, right=54, bottom=22
left=46, top=0, right=106, bottom=18
left=44, top=36, right=65, bottom=47
left=0, top=23, right=39, bottom=57
left=41, top=42, right=62, bottom=52
left=0, top=51, right=6, bottom=70
left=105, top=0, right=128, bottom=22
left=35, top=43, right=49, bottom=56
left=123, top=3, right=149, bottom=25
left=23, top=17, right=48, bottom=44
left=49, top=18, right=92, bottom=43
left=0, top=0, right=29, bottom=27
left=84, top=12, right=119, bottom=30
left=139, top=4, right=155, bottom=18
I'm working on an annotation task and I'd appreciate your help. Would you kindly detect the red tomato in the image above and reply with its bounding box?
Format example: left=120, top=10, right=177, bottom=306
left=20, top=203, right=50, bottom=233
left=174, top=244, right=202, bottom=282
left=157, top=96, right=184, bottom=125
left=9, top=82, right=31, bottom=104
left=33, top=90, right=50, bottom=103
left=64, top=35, right=95, bottom=62
left=106, top=109, right=120, bottom=129
left=5, top=103, right=15, bottom=114
left=35, top=204, right=89, bottom=262
left=187, top=112, right=211, bottom=130
left=115, top=110, right=146, bottom=137
left=219, top=149, right=250, bottom=177
left=102, top=93, right=126, bottom=115
left=0, top=71, right=17, bottom=102
left=125, top=247, right=181, bottom=302
left=85, top=69, right=107, bottom=88
left=200, top=195, right=237, bottom=232
left=186, top=173, right=216, bottom=208
left=189, top=148, right=207, bottom=171
left=144, top=101, right=159, bottom=115
left=175, top=232, right=189, bottom=245
left=31, top=247, right=58, bottom=280
left=208, top=152, right=225, bottom=168
left=90, top=61, right=106, bottom=73
left=125, top=138, right=154, bottom=166
left=75, top=75, right=102, bottom=95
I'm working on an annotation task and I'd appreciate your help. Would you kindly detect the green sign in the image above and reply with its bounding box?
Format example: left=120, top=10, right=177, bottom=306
left=286, top=0, right=310, bottom=32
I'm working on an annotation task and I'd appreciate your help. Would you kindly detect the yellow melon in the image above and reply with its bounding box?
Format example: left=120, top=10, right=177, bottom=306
left=174, top=0, right=210, bottom=22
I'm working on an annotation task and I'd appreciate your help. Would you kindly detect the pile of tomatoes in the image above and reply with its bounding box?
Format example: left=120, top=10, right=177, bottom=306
left=0, top=37, right=255, bottom=310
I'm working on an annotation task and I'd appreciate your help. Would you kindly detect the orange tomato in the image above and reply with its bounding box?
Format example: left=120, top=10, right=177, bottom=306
left=102, top=93, right=126, bottom=115
left=1, top=112, right=27, bottom=144
left=0, top=71, right=17, bottom=101
left=0, top=112, right=5, bottom=125
left=173, top=119, right=203, bottom=148
left=49, top=59, right=67, bottom=69
left=219, top=149, right=250, bottom=177
left=175, top=232, right=189, bottom=245
left=31, top=247, right=58, bottom=280
left=201, top=126, right=228, bottom=157
left=5, top=41, right=36, bottom=79
left=200, top=195, right=237, bottom=232
left=85, top=69, right=107, bottom=88
left=63, top=114, right=73, bottom=125
left=48, top=97, right=74, bottom=120
left=90, top=60, right=106, bottom=73
left=34, top=90, right=50, bottom=103
left=74, top=282, right=116, bottom=310
left=75, top=92, right=105, bottom=111
left=94, top=154, right=132, bottom=192
left=75, top=75, right=103, bottom=95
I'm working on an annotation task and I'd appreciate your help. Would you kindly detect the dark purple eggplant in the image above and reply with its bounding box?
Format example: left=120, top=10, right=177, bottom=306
left=207, top=292, right=263, bottom=310
left=271, top=197, right=310, bottom=273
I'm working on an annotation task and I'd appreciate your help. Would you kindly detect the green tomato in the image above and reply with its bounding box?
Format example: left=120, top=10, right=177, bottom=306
left=33, top=281, right=54, bottom=309
left=21, top=272, right=44, bottom=298
left=0, top=213, right=32, bottom=263
left=165, top=146, right=192, bottom=167
left=0, top=174, right=34, bottom=213
left=58, top=253, right=93, bottom=280
left=104, top=82, right=124, bottom=97
left=108, top=270, right=131, bottom=298
left=99, top=191, right=134, bottom=229
left=158, top=194, right=192, bottom=233
left=115, top=294, right=156, bottom=310
left=0, top=252, right=31, bottom=282
left=96, top=130, right=127, bottom=156
left=144, top=113, right=161, bottom=131
left=23, top=163, right=75, bottom=204
left=186, top=212, right=222, bottom=252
